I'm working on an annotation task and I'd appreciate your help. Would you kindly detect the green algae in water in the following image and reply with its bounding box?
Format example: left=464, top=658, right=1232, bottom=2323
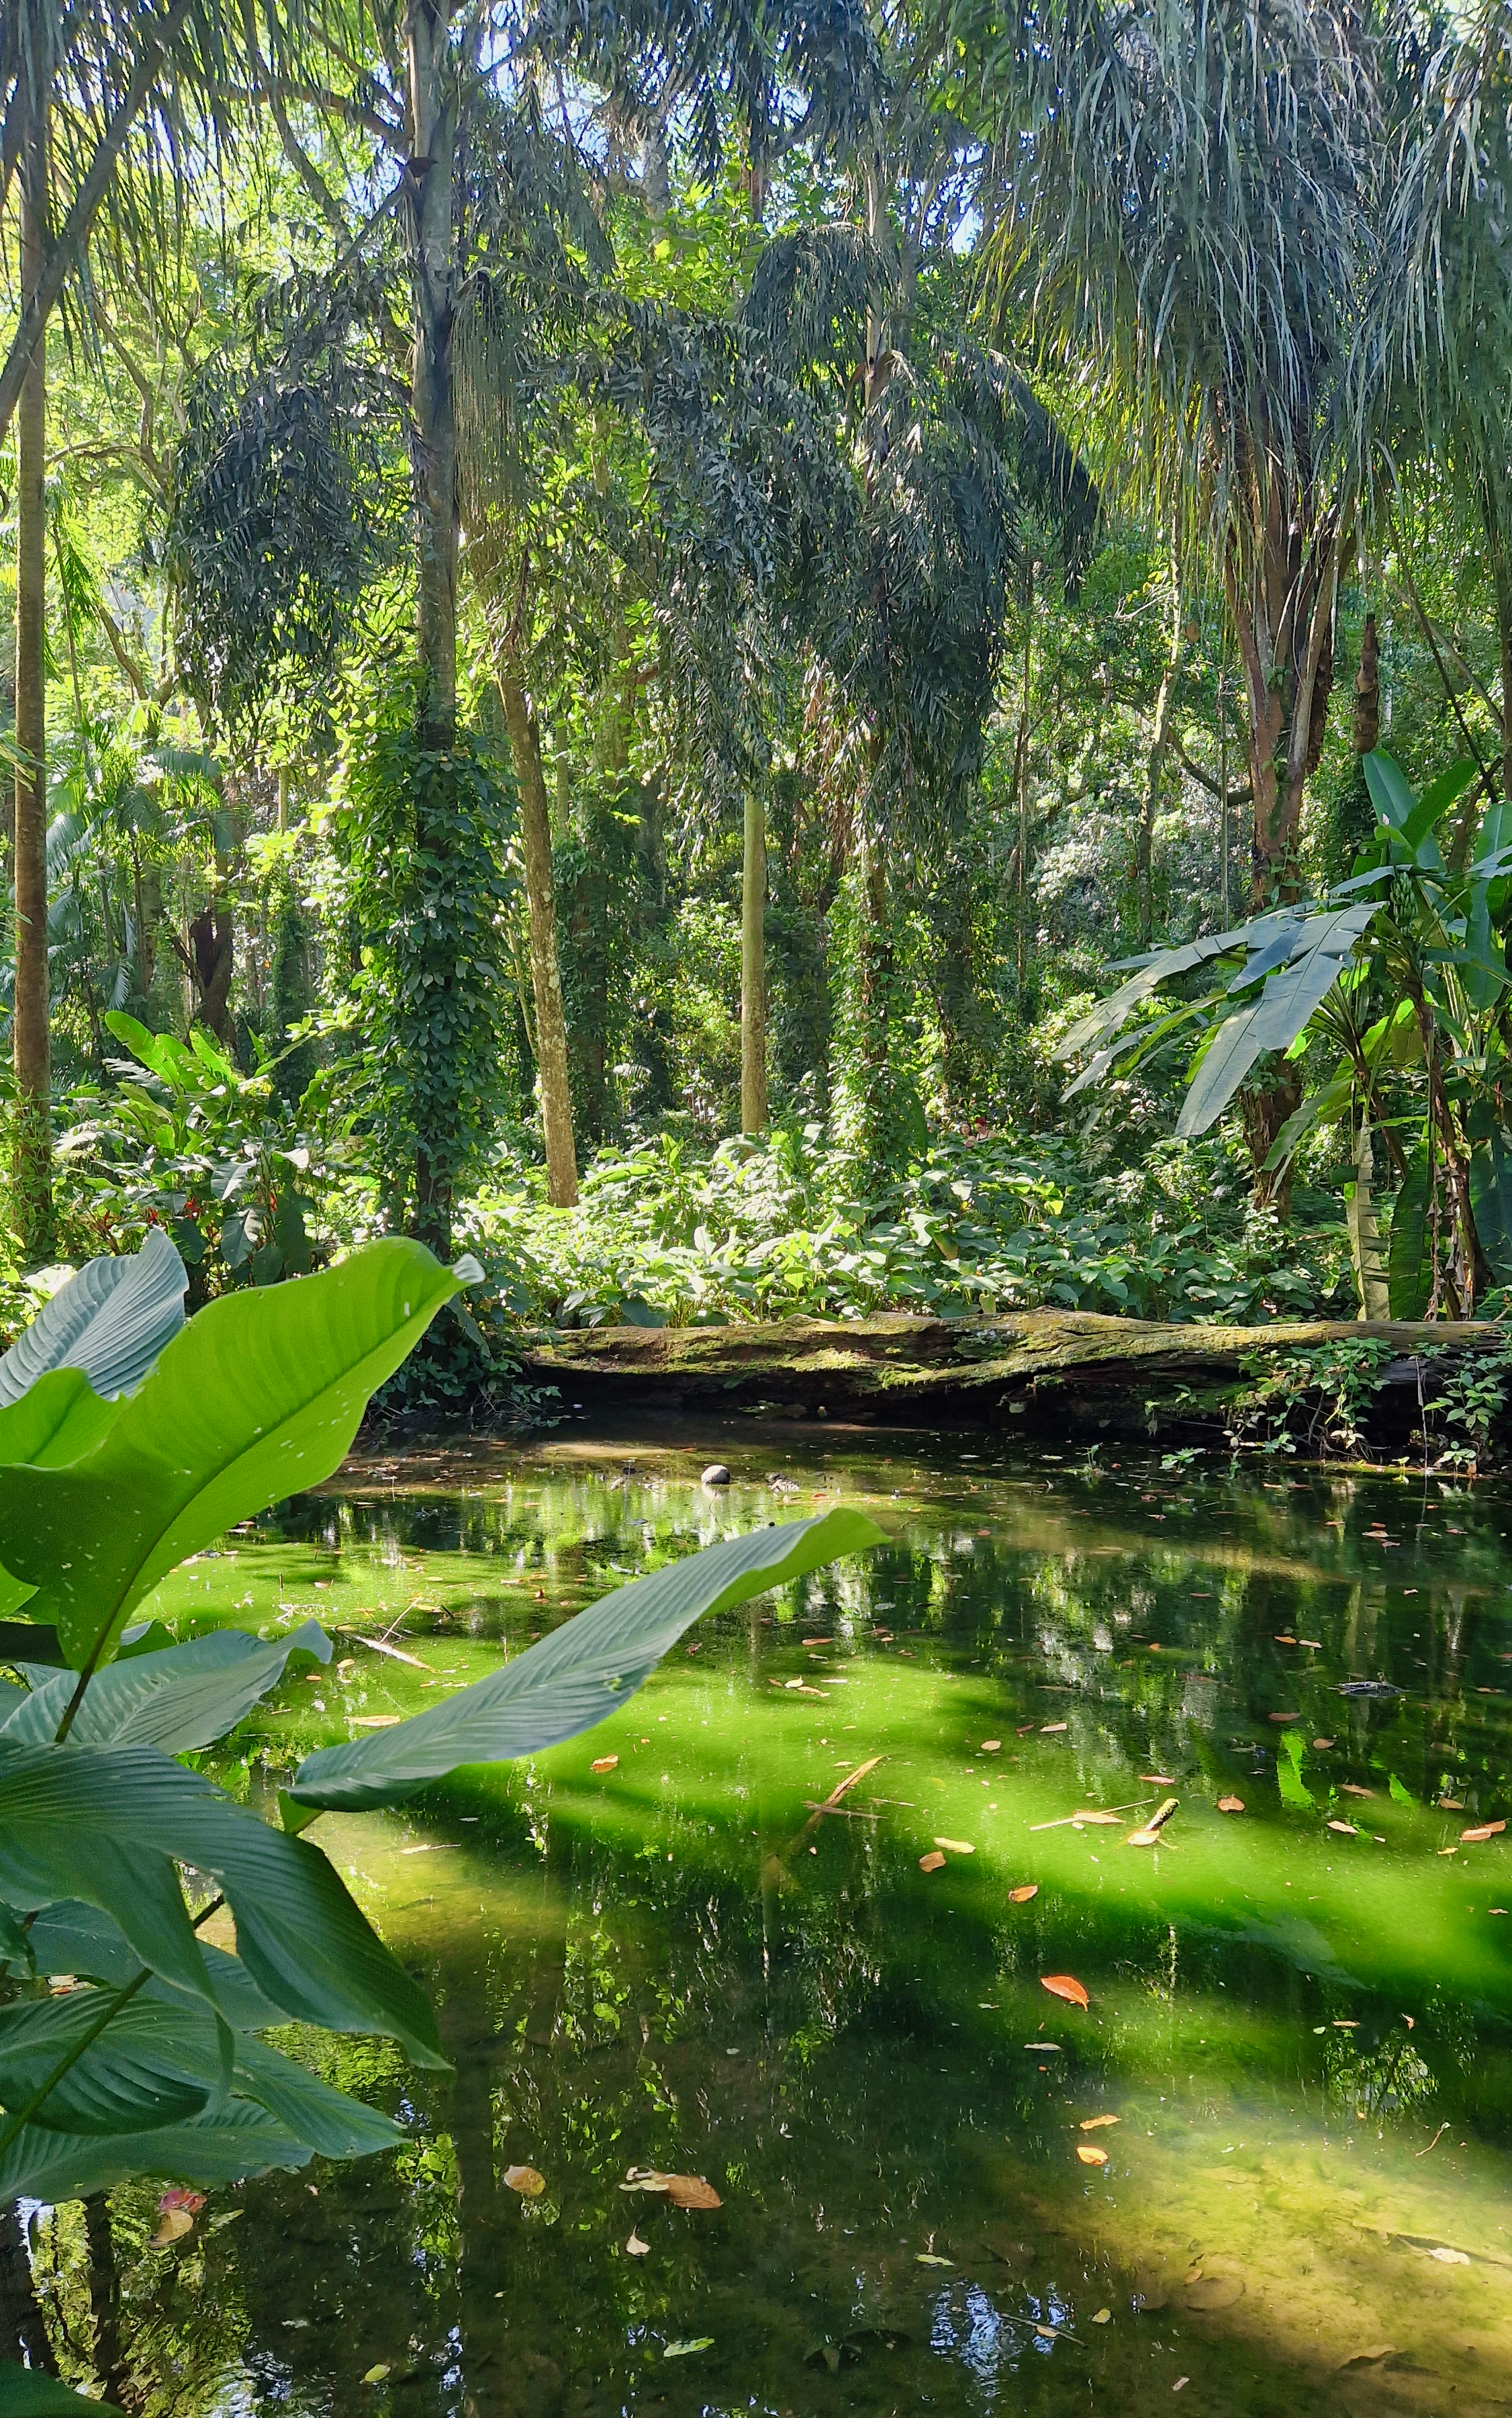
left=28, top=1436, right=1512, bottom=2416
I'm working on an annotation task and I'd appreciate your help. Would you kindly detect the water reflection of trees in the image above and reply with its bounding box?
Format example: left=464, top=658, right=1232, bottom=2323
left=17, top=1452, right=1512, bottom=2408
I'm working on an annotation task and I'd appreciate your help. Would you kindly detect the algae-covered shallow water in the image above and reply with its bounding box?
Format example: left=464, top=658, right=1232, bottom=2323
left=26, top=1428, right=1512, bottom=2416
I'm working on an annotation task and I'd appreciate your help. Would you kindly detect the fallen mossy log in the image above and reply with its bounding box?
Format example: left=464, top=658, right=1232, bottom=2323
left=519, top=1309, right=1511, bottom=1444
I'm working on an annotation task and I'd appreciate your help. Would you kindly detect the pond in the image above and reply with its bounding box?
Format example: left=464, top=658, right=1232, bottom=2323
left=22, top=1425, right=1512, bottom=2417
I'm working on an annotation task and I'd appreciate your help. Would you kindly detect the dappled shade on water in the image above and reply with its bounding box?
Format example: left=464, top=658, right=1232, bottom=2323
left=29, top=1434, right=1512, bottom=2415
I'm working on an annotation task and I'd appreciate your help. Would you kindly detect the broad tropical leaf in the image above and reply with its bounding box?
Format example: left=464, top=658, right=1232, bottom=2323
left=0, top=2096, right=314, bottom=2203
left=287, top=1509, right=885, bottom=1815
left=1470, top=1132, right=1512, bottom=1283
left=1175, top=904, right=1380, bottom=1138
left=0, top=1370, right=122, bottom=1471
left=0, top=1743, right=446, bottom=2066
left=0, top=1228, right=187, bottom=1409
left=0, top=1239, right=466, bottom=1671
left=0, top=1622, right=333, bottom=1752
left=0, top=1988, right=232, bottom=2137
left=231, top=2037, right=403, bottom=2158
left=1057, top=913, right=1297, bottom=1060
left=1388, top=1156, right=1433, bottom=1320
left=0, top=2368, right=122, bottom=2415
left=8, top=1901, right=286, bottom=2031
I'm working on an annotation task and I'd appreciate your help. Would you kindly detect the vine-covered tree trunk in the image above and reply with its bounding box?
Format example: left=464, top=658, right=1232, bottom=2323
left=13, top=58, right=54, bottom=1264
left=498, top=668, right=579, bottom=1205
left=406, top=0, right=461, bottom=1254
left=741, top=790, right=767, bottom=1132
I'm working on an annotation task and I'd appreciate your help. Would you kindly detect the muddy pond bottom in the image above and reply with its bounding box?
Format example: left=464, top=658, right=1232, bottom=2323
left=32, top=1428, right=1512, bottom=2417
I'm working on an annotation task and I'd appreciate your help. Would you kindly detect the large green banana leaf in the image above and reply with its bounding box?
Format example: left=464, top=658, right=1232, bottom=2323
left=0, top=1238, right=464, bottom=1670
left=0, top=1623, right=332, bottom=1752
left=0, top=1743, right=445, bottom=2065
left=286, top=1507, right=885, bottom=1816
left=0, top=1227, right=187, bottom=1409
left=0, top=2097, right=314, bottom=2202
left=0, top=1989, right=233, bottom=2135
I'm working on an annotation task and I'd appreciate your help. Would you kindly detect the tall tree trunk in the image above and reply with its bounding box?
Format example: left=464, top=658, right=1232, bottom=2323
left=1352, top=610, right=1380, bottom=757
left=13, top=66, right=53, bottom=1266
left=1225, top=448, right=1342, bottom=904
left=741, top=791, right=767, bottom=1133
left=406, top=0, right=461, bottom=1254
left=1139, top=539, right=1184, bottom=948
left=1491, top=547, right=1512, bottom=802
left=498, top=667, right=578, bottom=1205
left=1011, top=561, right=1034, bottom=1001
left=1224, top=445, right=1343, bottom=1195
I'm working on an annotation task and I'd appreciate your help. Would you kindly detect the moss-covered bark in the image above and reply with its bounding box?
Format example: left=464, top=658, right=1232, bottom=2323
left=520, top=1309, right=1507, bottom=1443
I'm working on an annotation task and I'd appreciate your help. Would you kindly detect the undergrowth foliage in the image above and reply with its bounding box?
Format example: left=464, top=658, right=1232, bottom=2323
left=472, top=1125, right=1354, bottom=1328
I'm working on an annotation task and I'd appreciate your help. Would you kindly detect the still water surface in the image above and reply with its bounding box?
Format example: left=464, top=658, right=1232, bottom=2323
left=31, top=1428, right=1512, bottom=2416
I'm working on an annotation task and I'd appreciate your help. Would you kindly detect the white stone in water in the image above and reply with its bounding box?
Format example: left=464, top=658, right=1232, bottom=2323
left=702, top=1463, right=732, bottom=1487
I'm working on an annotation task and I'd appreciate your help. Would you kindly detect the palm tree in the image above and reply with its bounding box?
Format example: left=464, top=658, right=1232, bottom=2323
left=976, top=0, right=1378, bottom=1166
left=1362, top=1, right=1512, bottom=800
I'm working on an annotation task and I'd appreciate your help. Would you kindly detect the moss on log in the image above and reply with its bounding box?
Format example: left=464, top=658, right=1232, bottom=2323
left=520, top=1309, right=1508, bottom=1439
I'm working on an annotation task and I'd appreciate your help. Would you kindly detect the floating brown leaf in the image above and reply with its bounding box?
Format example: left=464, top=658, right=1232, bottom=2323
left=1079, top=2114, right=1119, bottom=2130
left=1217, top=1796, right=1245, bottom=1814
left=1339, top=1784, right=1376, bottom=1798
left=663, top=2174, right=722, bottom=2210
left=1008, top=1884, right=1038, bottom=1903
left=1041, top=1722, right=1068, bottom=1734
left=1141, top=1774, right=1176, bottom=1785
left=1076, top=2143, right=1108, bottom=2166
left=1268, top=1713, right=1300, bottom=1724
left=147, top=2208, right=195, bottom=2249
left=626, top=2231, right=651, bottom=2256
left=1041, top=1974, right=1090, bottom=2009
left=591, top=1755, right=619, bottom=1774
left=981, top=1740, right=1002, bottom=1753
left=1326, top=1820, right=1358, bottom=1836
left=504, top=2165, right=547, bottom=2198
left=919, top=1850, right=947, bottom=1872
left=1462, top=1820, right=1507, bottom=1842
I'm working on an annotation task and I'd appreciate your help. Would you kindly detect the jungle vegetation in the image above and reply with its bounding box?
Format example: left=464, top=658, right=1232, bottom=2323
left=5, top=0, right=1512, bottom=1359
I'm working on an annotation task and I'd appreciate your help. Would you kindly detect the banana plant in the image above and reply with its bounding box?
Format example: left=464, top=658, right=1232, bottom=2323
left=0, top=1234, right=882, bottom=2211
left=1058, top=751, right=1512, bottom=1316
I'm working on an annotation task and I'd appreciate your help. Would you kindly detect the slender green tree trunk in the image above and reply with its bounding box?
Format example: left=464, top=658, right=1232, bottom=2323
left=741, top=790, right=767, bottom=1133
left=498, top=667, right=578, bottom=1205
left=406, top=0, right=460, bottom=1254
left=13, top=73, right=54, bottom=1264
left=1139, top=537, right=1184, bottom=949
